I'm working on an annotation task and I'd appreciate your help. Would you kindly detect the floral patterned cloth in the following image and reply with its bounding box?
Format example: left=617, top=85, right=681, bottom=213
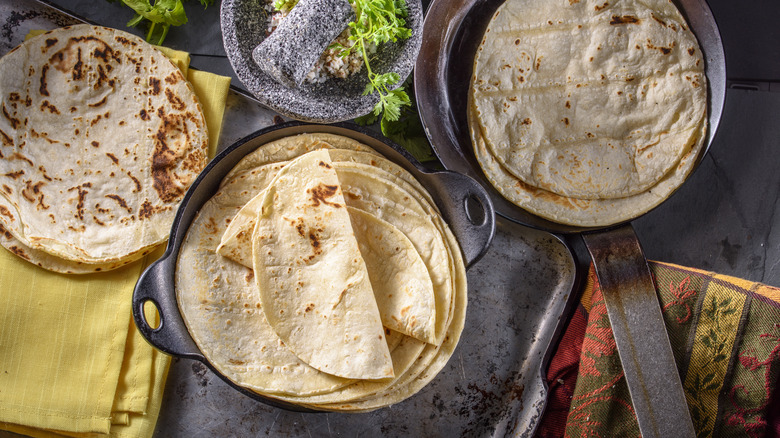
left=538, top=261, right=780, bottom=438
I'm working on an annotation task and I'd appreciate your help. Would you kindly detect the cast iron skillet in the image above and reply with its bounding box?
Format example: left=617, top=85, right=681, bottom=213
left=131, top=121, right=495, bottom=411
left=414, top=0, right=726, bottom=436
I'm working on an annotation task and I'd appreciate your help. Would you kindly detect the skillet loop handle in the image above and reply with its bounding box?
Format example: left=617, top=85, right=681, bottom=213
left=132, top=256, right=203, bottom=360
left=422, top=170, right=495, bottom=267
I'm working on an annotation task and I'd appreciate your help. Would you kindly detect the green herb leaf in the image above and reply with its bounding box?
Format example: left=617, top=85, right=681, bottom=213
left=109, top=0, right=212, bottom=45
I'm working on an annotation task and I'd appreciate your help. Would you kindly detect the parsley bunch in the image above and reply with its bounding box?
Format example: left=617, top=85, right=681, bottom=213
left=109, top=0, right=214, bottom=45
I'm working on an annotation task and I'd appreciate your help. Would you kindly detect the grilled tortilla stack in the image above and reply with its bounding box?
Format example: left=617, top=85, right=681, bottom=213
left=176, top=133, right=466, bottom=410
left=469, top=0, right=707, bottom=226
left=0, top=25, right=208, bottom=272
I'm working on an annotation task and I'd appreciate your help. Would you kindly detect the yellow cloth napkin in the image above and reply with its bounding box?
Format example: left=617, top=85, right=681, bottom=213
left=0, top=37, right=231, bottom=438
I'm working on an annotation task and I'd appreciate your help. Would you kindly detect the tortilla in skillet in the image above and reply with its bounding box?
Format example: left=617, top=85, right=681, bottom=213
left=176, top=133, right=466, bottom=408
left=470, top=0, right=707, bottom=209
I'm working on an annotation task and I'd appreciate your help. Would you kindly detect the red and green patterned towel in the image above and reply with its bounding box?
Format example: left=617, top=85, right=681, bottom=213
left=539, top=261, right=780, bottom=438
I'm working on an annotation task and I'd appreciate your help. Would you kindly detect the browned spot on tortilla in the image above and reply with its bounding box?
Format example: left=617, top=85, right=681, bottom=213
left=165, top=88, right=185, bottom=111
left=0, top=129, right=12, bottom=147
left=164, top=72, right=181, bottom=85
left=562, top=117, right=570, bottom=125
left=0, top=205, right=14, bottom=222
left=521, top=118, right=532, bottom=125
left=21, top=180, right=49, bottom=210
left=114, top=35, right=136, bottom=47
left=9, top=245, right=28, bottom=259
left=67, top=182, right=92, bottom=221
left=151, top=110, right=205, bottom=204
left=138, top=200, right=160, bottom=220
left=565, top=101, right=571, bottom=109
left=594, top=1, right=609, bottom=11
left=646, top=40, right=673, bottom=54
left=228, top=359, right=246, bottom=365
left=610, top=15, right=640, bottom=25
left=89, top=95, right=108, bottom=107
left=39, top=64, right=50, bottom=96
left=106, top=153, right=119, bottom=164
left=2, top=103, right=20, bottom=129
left=688, top=47, right=696, bottom=56
left=4, top=170, right=24, bottom=180
left=0, top=223, right=13, bottom=239
left=309, top=229, right=323, bottom=256
left=308, top=183, right=342, bottom=208
left=295, top=218, right=306, bottom=238
left=91, top=141, right=100, bottom=148
left=149, top=77, right=161, bottom=95
left=126, top=171, right=142, bottom=192
left=9, top=153, right=33, bottom=167
left=105, top=193, right=132, bottom=214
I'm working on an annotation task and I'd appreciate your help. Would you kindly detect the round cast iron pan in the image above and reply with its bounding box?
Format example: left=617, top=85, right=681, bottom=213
left=415, top=0, right=726, bottom=435
left=131, top=121, right=495, bottom=411
left=414, top=0, right=726, bottom=233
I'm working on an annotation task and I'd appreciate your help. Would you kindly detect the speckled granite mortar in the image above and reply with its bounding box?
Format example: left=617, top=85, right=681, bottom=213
left=221, top=0, right=423, bottom=123
left=252, top=0, right=354, bottom=87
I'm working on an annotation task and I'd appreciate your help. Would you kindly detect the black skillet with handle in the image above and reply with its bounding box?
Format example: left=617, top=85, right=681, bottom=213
left=414, top=0, right=726, bottom=436
left=131, top=122, right=495, bottom=411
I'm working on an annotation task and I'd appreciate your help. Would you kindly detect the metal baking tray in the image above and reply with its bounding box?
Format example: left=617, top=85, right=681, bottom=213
left=0, top=2, right=581, bottom=435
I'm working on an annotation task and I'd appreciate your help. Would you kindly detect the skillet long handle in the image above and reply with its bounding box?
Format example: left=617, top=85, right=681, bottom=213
left=581, top=224, right=695, bottom=438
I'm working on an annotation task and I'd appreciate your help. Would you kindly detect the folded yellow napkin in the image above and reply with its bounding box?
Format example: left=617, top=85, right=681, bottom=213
left=0, top=38, right=231, bottom=438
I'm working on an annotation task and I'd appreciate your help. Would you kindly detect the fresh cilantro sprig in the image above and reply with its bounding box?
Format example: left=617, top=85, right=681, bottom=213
left=107, top=0, right=214, bottom=45
left=338, top=0, right=413, bottom=125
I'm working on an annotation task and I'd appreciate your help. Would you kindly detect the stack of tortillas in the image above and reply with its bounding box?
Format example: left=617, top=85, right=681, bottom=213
left=0, top=25, right=208, bottom=272
left=176, top=133, right=467, bottom=411
left=468, top=0, right=708, bottom=227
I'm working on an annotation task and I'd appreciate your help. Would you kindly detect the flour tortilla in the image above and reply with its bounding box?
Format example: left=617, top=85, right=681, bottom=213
left=348, top=207, right=437, bottom=345
left=221, top=133, right=380, bottom=184
left=0, top=222, right=153, bottom=273
left=176, top=152, right=412, bottom=396
left=302, top=214, right=467, bottom=412
left=251, top=150, right=394, bottom=380
left=469, top=100, right=707, bottom=227
left=471, top=0, right=707, bottom=200
left=218, top=157, right=452, bottom=345
left=0, top=25, right=208, bottom=267
left=219, top=195, right=438, bottom=345
left=175, top=161, right=352, bottom=396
